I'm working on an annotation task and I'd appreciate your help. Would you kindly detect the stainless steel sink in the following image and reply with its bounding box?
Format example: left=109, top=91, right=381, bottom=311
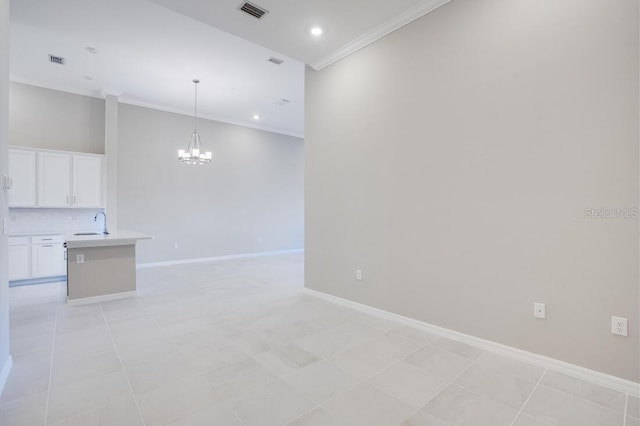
left=73, top=232, right=101, bottom=236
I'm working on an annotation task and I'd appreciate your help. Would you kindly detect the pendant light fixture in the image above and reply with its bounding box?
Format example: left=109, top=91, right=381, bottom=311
left=178, top=79, right=213, bottom=165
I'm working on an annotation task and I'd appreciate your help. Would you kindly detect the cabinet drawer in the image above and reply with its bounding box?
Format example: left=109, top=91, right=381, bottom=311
left=9, top=237, right=30, bottom=246
left=32, top=235, right=63, bottom=244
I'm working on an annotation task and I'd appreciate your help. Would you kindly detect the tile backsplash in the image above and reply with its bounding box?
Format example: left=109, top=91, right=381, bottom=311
left=8, top=208, right=105, bottom=235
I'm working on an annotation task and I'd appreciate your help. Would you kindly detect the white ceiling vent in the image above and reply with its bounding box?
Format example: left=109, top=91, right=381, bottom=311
left=267, top=57, right=284, bottom=65
left=239, top=2, right=268, bottom=19
left=49, top=54, right=65, bottom=65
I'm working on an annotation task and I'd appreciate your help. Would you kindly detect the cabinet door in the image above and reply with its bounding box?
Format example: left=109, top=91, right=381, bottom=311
left=9, top=245, right=31, bottom=281
left=72, top=155, right=102, bottom=207
left=38, top=152, right=71, bottom=207
left=31, top=244, right=66, bottom=278
left=8, top=149, right=36, bottom=207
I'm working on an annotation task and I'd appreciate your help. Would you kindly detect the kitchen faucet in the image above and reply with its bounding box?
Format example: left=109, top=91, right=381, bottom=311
left=94, top=211, right=109, bottom=235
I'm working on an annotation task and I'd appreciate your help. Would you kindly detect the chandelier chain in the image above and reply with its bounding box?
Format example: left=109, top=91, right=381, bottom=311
left=193, top=79, right=198, bottom=132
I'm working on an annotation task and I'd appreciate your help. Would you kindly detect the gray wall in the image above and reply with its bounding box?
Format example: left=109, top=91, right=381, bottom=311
left=9, top=82, right=105, bottom=154
left=118, top=103, right=304, bottom=264
left=0, top=0, right=11, bottom=387
left=6, top=83, right=304, bottom=264
left=305, top=0, right=639, bottom=381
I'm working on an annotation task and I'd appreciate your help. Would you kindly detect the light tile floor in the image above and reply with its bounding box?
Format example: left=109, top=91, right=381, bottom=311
left=0, top=253, right=637, bottom=425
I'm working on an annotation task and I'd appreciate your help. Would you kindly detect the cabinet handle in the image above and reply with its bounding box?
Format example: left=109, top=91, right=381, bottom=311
left=64, top=251, right=67, bottom=260
left=42, top=245, right=53, bottom=247
left=42, top=238, right=53, bottom=241
left=73, top=195, right=77, bottom=204
left=66, top=195, right=69, bottom=204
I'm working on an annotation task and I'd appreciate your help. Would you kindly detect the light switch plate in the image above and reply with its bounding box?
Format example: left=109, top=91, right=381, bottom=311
left=534, top=303, right=546, bottom=319
left=2, top=175, right=11, bottom=191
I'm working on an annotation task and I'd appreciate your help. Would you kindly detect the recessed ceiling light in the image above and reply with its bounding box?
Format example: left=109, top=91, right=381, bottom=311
left=253, top=115, right=260, bottom=120
left=85, top=46, right=97, bottom=54
left=310, top=27, right=323, bottom=36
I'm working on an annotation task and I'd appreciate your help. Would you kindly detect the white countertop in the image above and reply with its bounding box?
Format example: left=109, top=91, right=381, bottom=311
left=64, top=230, right=152, bottom=248
left=9, top=232, right=63, bottom=237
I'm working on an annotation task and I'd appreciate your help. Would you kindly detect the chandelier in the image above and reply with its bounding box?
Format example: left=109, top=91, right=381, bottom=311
left=178, top=79, right=213, bottom=165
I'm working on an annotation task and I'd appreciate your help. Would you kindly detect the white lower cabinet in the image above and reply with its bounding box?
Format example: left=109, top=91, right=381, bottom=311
left=9, top=243, right=30, bottom=281
left=32, top=244, right=66, bottom=278
left=9, top=235, right=66, bottom=281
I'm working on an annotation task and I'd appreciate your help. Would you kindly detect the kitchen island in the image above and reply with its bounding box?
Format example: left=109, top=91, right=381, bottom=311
left=64, top=231, right=151, bottom=305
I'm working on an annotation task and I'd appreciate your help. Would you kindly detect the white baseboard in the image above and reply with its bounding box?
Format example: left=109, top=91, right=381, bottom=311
left=67, top=291, right=137, bottom=306
left=303, top=288, right=640, bottom=397
left=136, top=249, right=304, bottom=269
left=0, top=355, right=13, bottom=397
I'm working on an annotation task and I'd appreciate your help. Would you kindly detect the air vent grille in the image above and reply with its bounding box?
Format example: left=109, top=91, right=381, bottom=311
left=267, top=57, right=284, bottom=65
left=239, top=1, right=268, bottom=19
left=49, top=55, right=65, bottom=65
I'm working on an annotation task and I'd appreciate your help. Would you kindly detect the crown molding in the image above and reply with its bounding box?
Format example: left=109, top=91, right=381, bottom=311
left=9, top=79, right=304, bottom=139
left=117, top=98, right=304, bottom=139
left=310, top=0, right=450, bottom=71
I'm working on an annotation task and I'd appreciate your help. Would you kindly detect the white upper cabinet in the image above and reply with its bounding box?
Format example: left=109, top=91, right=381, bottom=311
left=8, top=149, right=37, bottom=207
left=9, top=147, right=104, bottom=208
left=72, top=155, right=102, bottom=207
left=38, top=152, right=71, bottom=207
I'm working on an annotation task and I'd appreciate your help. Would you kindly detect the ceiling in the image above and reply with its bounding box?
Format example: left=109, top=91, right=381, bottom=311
left=148, top=0, right=449, bottom=70
left=9, top=0, right=449, bottom=137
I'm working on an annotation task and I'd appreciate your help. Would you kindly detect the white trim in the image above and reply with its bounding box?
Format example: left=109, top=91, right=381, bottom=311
left=118, top=99, right=304, bottom=139
left=303, top=288, right=640, bottom=397
left=136, top=249, right=304, bottom=269
left=310, top=0, right=450, bottom=70
left=0, top=356, right=13, bottom=397
left=9, top=79, right=304, bottom=139
left=67, top=291, right=137, bottom=306
left=8, top=145, right=104, bottom=157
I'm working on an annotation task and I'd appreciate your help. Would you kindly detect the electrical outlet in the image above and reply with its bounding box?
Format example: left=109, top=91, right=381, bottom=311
left=172, top=242, right=179, bottom=249
left=76, top=254, right=84, bottom=264
left=356, top=269, right=362, bottom=281
left=612, top=316, right=628, bottom=336
left=534, top=303, right=546, bottom=319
